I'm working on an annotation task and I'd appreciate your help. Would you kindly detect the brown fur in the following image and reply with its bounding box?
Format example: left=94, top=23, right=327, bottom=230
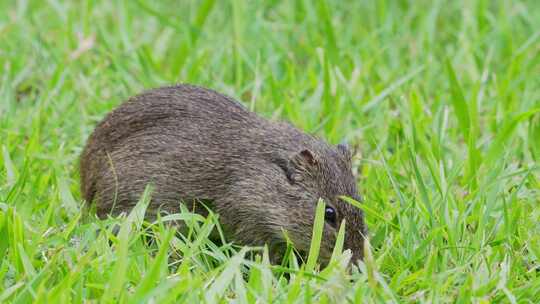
left=80, top=84, right=366, bottom=263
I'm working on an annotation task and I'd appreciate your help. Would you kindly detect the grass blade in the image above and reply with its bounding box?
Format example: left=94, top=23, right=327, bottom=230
left=305, top=198, right=325, bottom=272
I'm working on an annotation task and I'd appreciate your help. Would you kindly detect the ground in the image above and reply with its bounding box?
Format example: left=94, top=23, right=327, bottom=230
left=0, top=0, right=539, bottom=302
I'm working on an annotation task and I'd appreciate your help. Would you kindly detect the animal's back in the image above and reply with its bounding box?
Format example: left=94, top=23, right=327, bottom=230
left=85, top=85, right=255, bottom=150
left=80, top=84, right=261, bottom=216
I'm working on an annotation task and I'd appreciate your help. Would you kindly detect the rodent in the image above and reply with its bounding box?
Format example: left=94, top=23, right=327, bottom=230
left=80, top=84, right=367, bottom=264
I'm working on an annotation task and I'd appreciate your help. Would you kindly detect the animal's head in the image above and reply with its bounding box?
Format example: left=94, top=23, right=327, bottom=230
left=272, top=142, right=367, bottom=265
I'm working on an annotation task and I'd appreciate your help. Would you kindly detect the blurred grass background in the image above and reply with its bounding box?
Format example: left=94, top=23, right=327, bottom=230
left=0, top=0, right=539, bottom=302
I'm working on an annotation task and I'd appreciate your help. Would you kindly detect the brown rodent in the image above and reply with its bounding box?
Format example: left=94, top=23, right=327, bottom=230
left=80, top=84, right=366, bottom=264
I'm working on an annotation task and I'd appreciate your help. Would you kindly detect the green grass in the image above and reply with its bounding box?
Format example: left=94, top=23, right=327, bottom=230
left=1, top=0, right=539, bottom=302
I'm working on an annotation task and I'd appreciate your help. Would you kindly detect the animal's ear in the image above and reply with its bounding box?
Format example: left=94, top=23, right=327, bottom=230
left=293, top=149, right=318, bottom=167
left=337, top=142, right=352, bottom=160
left=337, top=141, right=359, bottom=162
left=275, top=149, right=318, bottom=184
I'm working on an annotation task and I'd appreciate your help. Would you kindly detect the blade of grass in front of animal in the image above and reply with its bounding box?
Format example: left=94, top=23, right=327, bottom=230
left=304, top=281, right=312, bottom=304
left=45, top=246, right=97, bottom=302
left=101, top=187, right=152, bottom=302
left=340, top=196, right=399, bottom=230
left=101, top=217, right=130, bottom=302
left=360, top=238, right=399, bottom=302
left=157, top=275, right=204, bottom=304
left=151, top=210, right=207, bottom=226
left=205, top=247, right=248, bottom=302
left=134, top=279, right=184, bottom=304
left=330, top=219, right=346, bottom=263
left=306, top=198, right=325, bottom=272
left=286, top=266, right=306, bottom=303
left=247, top=253, right=263, bottom=302
left=127, top=185, right=153, bottom=232
left=261, top=246, right=274, bottom=302
left=279, top=232, right=294, bottom=269
left=234, top=264, right=249, bottom=304
left=168, top=245, right=205, bottom=299
left=181, top=213, right=216, bottom=260
left=131, top=229, right=175, bottom=302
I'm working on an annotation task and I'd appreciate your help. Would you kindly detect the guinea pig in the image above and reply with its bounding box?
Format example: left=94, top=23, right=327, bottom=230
left=80, top=84, right=367, bottom=264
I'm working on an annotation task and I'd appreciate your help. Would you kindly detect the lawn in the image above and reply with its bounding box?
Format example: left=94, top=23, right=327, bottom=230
left=1, top=0, right=539, bottom=302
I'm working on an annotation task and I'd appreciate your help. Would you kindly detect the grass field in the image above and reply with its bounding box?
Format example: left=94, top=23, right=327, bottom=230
left=1, top=0, right=540, bottom=302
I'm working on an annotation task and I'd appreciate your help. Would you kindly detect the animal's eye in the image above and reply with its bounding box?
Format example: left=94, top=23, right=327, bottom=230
left=324, top=206, right=337, bottom=226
